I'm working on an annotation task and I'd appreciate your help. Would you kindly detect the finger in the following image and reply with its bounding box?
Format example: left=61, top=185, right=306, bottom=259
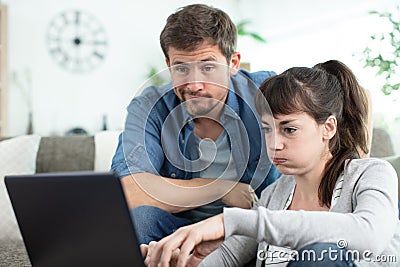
left=170, top=248, right=180, bottom=267
left=148, top=241, right=158, bottom=257
left=149, top=240, right=165, bottom=266
left=248, top=185, right=255, bottom=193
left=145, top=241, right=158, bottom=266
left=140, top=244, right=149, bottom=257
left=144, top=255, right=151, bottom=267
left=159, top=238, right=183, bottom=267
left=160, top=228, right=195, bottom=267
left=176, top=236, right=197, bottom=267
left=151, top=234, right=183, bottom=267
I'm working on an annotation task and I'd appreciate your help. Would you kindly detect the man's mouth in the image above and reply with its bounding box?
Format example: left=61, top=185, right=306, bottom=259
left=184, top=94, right=210, bottom=101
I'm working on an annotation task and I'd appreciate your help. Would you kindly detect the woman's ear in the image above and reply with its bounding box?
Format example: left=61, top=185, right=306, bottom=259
left=323, top=115, right=337, bottom=140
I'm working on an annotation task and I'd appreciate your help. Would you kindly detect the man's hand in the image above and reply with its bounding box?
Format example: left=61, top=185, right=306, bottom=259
left=184, top=239, right=223, bottom=266
left=220, top=182, right=258, bottom=209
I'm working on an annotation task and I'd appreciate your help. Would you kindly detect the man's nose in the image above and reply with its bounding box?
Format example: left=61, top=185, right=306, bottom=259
left=186, top=81, right=204, bottom=93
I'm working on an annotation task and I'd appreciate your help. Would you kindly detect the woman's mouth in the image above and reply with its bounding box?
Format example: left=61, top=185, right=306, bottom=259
left=272, top=158, right=287, bottom=164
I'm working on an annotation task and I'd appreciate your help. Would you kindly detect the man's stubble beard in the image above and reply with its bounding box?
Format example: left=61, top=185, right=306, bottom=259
left=181, top=91, right=227, bottom=118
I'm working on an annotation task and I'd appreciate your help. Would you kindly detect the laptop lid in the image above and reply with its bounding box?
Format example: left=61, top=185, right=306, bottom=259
left=5, top=172, right=145, bottom=267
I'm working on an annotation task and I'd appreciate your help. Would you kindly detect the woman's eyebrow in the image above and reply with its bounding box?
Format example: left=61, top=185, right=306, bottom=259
left=280, top=119, right=297, bottom=125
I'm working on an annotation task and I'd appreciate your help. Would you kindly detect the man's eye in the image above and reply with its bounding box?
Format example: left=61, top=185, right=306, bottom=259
left=201, top=65, right=215, bottom=72
left=174, top=65, right=189, bottom=73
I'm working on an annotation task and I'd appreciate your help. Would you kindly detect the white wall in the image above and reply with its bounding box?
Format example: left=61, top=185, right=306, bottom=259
left=5, top=0, right=400, bottom=152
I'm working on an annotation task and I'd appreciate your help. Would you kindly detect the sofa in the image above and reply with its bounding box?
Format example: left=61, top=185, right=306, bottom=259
left=0, top=128, right=399, bottom=266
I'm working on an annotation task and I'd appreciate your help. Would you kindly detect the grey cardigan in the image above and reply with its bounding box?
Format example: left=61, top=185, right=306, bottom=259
left=201, top=158, right=400, bottom=266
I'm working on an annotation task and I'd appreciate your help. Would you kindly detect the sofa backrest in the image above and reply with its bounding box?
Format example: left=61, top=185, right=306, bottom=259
left=36, top=136, right=95, bottom=173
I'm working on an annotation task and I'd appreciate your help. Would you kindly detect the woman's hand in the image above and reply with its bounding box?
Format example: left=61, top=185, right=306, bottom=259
left=142, top=239, right=223, bottom=267
left=142, top=241, right=180, bottom=267
left=148, top=214, right=225, bottom=267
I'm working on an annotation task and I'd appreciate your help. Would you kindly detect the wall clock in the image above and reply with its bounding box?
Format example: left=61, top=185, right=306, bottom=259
left=47, top=9, right=108, bottom=73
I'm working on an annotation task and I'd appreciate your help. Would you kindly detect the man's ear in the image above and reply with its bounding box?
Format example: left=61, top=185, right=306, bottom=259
left=229, top=52, right=241, bottom=75
left=165, top=57, right=170, bottom=67
left=323, top=115, right=337, bottom=140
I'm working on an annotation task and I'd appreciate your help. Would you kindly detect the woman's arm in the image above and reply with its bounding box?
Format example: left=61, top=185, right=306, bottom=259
left=223, top=159, right=398, bottom=255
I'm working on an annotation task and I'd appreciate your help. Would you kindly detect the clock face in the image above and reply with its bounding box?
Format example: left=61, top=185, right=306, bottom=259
left=47, top=10, right=108, bottom=72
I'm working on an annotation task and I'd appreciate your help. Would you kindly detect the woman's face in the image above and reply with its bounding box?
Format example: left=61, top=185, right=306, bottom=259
left=261, top=112, right=335, bottom=177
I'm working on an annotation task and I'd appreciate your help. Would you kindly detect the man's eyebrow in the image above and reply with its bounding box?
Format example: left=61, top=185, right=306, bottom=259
left=172, top=57, right=216, bottom=65
left=199, top=57, right=217, bottom=62
left=172, top=61, right=187, bottom=65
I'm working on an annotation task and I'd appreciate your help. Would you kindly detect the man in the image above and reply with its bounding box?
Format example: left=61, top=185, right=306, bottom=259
left=111, top=4, right=280, bottom=244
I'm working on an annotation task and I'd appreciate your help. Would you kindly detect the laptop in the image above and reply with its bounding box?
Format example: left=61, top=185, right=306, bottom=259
left=5, top=172, right=145, bottom=267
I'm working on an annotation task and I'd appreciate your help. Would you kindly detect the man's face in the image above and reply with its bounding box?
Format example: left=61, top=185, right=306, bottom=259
left=166, top=43, right=240, bottom=117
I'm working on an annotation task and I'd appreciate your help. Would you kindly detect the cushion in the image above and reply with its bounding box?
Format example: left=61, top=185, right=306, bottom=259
left=0, top=134, right=41, bottom=240
left=94, top=130, right=120, bottom=171
left=383, top=155, right=400, bottom=201
left=36, top=136, right=95, bottom=173
left=371, top=128, right=395, bottom=157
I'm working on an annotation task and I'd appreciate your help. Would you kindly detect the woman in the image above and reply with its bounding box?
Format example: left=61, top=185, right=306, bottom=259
left=144, top=60, right=400, bottom=267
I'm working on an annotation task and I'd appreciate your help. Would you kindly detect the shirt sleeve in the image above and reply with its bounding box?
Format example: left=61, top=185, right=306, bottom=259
left=111, top=92, right=165, bottom=177
left=223, top=159, right=398, bottom=256
left=238, top=69, right=276, bottom=87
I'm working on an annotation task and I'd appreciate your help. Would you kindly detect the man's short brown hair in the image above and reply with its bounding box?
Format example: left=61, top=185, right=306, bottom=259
left=160, top=4, right=237, bottom=63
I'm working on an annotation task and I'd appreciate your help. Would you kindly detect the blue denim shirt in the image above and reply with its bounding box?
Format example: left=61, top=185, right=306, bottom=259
left=111, top=69, right=281, bottom=199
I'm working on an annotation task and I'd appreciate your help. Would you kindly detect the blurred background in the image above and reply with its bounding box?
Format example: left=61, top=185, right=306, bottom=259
left=0, top=0, right=399, bottom=154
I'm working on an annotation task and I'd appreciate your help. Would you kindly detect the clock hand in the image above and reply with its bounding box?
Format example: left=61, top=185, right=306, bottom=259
left=75, top=10, right=80, bottom=25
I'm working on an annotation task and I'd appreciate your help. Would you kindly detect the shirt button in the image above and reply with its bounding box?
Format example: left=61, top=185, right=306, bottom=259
left=181, top=139, right=184, bottom=144
left=171, top=172, right=176, bottom=178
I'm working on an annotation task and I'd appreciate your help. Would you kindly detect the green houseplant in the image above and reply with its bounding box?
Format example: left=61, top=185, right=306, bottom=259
left=236, top=19, right=267, bottom=44
left=361, top=6, right=400, bottom=95
left=236, top=19, right=267, bottom=71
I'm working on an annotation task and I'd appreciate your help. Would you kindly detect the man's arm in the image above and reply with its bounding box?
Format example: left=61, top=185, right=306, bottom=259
left=121, top=172, right=255, bottom=213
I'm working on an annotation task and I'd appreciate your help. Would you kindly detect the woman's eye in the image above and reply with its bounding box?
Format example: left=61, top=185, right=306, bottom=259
left=284, top=127, right=297, bottom=134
